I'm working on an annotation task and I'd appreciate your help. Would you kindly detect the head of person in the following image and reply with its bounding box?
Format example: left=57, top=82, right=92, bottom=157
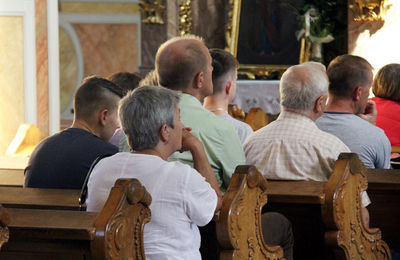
left=73, top=76, right=123, bottom=141
left=209, top=48, right=238, bottom=101
left=139, top=70, right=159, bottom=87
left=155, top=35, right=213, bottom=101
left=107, top=72, right=142, bottom=96
left=280, top=62, right=329, bottom=119
left=372, top=63, right=400, bottom=102
left=327, top=54, right=373, bottom=114
left=119, top=86, right=182, bottom=156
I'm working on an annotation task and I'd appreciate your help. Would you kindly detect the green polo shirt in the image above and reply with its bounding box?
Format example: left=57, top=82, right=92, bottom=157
left=168, top=94, right=246, bottom=192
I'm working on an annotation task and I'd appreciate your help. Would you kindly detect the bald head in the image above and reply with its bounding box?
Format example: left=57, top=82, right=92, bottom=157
left=155, top=35, right=209, bottom=91
left=280, top=62, right=329, bottom=112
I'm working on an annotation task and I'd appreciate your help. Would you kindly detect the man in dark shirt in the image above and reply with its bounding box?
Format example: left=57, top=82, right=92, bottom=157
left=24, top=76, right=123, bottom=189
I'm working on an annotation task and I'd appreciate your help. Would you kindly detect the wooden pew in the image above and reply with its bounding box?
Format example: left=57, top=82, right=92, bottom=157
left=201, top=165, right=284, bottom=260
left=367, top=168, right=400, bottom=253
left=0, top=178, right=152, bottom=259
left=0, top=186, right=82, bottom=210
left=264, top=153, right=391, bottom=260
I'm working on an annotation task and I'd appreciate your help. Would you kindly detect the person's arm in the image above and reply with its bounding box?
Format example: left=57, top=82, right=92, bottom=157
left=357, top=100, right=377, bottom=125
left=180, top=128, right=222, bottom=212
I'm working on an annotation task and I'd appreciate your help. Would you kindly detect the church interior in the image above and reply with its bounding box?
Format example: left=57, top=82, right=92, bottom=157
left=0, top=0, right=399, bottom=259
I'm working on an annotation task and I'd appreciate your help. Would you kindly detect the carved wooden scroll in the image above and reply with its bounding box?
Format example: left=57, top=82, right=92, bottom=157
left=0, top=205, right=9, bottom=249
left=216, top=165, right=284, bottom=260
left=323, top=153, right=391, bottom=260
left=92, top=178, right=152, bottom=260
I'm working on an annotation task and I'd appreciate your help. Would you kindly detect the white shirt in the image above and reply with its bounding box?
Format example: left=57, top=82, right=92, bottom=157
left=218, top=114, right=253, bottom=144
left=86, top=152, right=217, bottom=260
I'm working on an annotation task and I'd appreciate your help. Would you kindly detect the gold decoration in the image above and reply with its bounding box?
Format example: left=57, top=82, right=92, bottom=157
left=179, top=0, right=192, bottom=36
left=349, top=0, right=391, bottom=21
left=139, top=0, right=165, bottom=24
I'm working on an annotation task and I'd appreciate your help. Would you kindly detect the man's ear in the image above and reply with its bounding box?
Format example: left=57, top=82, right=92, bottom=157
left=98, top=109, right=109, bottom=126
left=352, top=86, right=362, bottom=101
left=225, top=80, right=232, bottom=95
left=160, top=124, right=169, bottom=142
left=194, top=71, right=204, bottom=89
left=314, top=95, right=327, bottom=113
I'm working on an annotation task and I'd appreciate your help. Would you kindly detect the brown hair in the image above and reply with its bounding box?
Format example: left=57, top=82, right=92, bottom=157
left=372, top=63, right=400, bottom=102
left=210, top=48, right=238, bottom=93
left=74, top=76, right=123, bottom=120
left=327, top=55, right=373, bottom=98
left=107, top=72, right=142, bottom=96
left=155, top=35, right=208, bottom=91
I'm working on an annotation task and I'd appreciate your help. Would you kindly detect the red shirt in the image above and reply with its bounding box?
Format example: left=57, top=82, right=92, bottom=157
left=372, top=96, right=400, bottom=146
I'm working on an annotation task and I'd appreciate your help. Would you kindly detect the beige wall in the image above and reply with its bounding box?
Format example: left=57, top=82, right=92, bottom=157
left=0, top=17, right=25, bottom=155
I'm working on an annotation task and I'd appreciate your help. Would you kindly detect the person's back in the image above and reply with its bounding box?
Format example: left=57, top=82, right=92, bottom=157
left=317, top=112, right=390, bottom=169
left=86, top=86, right=221, bottom=259
left=24, top=76, right=122, bottom=189
left=315, top=55, right=391, bottom=169
left=243, top=62, right=350, bottom=181
left=218, top=113, right=253, bottom=143
left=155, top=36, right=245, bottom=192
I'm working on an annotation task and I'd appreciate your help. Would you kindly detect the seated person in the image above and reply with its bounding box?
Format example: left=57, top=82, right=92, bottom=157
left=203, top=48, right=253, bottom=144
left=243, top=62, right=370, bottom=226
left=156, top=35, right=246, bottom=193
left=371, top=63, right=400, bottom=146
left=86, top=86, right=222, bottom=260
left=244, top=62, right=350, bottom=181
left=316, top=55, right=391, bottom=169
left=107, top=72, right=142, bottom=151
left=24, top=76, right=122, bottom=189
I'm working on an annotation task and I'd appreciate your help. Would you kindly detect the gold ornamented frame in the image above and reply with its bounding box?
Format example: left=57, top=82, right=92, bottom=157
left=225, top=0, right=307, bottom=79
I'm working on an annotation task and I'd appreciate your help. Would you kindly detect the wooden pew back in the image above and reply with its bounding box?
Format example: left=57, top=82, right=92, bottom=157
left=367, top=168, right=400, bottom=253
left=264, top=153, right=391, bottom=260
left=0, top=178, right=151, bottom=260
left=217, top=165, right=283, bottom=260
left=323, top=153, right=391, bottom=259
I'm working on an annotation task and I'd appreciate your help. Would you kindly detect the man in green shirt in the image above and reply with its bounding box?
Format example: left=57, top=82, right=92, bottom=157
left=155, top=35, right=246, bottom=192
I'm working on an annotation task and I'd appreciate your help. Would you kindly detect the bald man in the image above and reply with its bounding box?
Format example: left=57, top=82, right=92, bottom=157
left=155, top=35, right=246, bottom=193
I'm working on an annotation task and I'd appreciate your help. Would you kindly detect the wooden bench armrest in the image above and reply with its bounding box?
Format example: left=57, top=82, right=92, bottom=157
left=323, top=153, right=391, bottom=259
left=216, top=165, right=283, bottom=259
left=92, top=178, right=152, bottom=260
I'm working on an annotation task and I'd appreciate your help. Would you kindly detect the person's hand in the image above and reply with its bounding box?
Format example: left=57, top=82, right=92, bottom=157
left=179, top=127, right=202, bottom=153
left=357, top=100, right=377, bottom=125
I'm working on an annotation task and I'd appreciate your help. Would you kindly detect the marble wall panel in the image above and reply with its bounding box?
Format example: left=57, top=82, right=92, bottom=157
left=59, top=27, right=78, bottom=114
left=348, top=1, right=400, bottom=72
left=35, top=0, right=49, bottom=136
left=0, top=17, right=25, bottom=155
left=73, top=24, right=138, bottom=78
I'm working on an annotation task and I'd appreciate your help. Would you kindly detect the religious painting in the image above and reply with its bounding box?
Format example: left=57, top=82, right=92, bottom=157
left=226, top=0, right=305, bottom=79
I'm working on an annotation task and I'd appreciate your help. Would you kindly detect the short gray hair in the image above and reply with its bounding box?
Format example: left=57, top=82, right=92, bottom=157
left=118, top=86, right=180, bottom=150
left=280, top=62, right=329, bottom=111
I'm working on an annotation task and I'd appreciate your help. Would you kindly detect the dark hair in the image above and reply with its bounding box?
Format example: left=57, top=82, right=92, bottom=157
left=327, top=55, right=373, bottom=98
left=210, top=48, right=238, bottom=93
left=107, top=72, right=142, bottom=96
left=74, top=76, right=123, bottom=120
left=155, top=35, right=208, bottom=91
left=372, top=63, right=400, bottom=102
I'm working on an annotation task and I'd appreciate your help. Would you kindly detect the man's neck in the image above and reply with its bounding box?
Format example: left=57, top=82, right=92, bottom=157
left=282, top=107, right=317, bottom=121
left=203, top=95, right=229, bottom=115
left=184, top=88, right=204, bottom=103
left=71, top=119, right=101, bottom=138
left=325, top=97, right=356, bottom=114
